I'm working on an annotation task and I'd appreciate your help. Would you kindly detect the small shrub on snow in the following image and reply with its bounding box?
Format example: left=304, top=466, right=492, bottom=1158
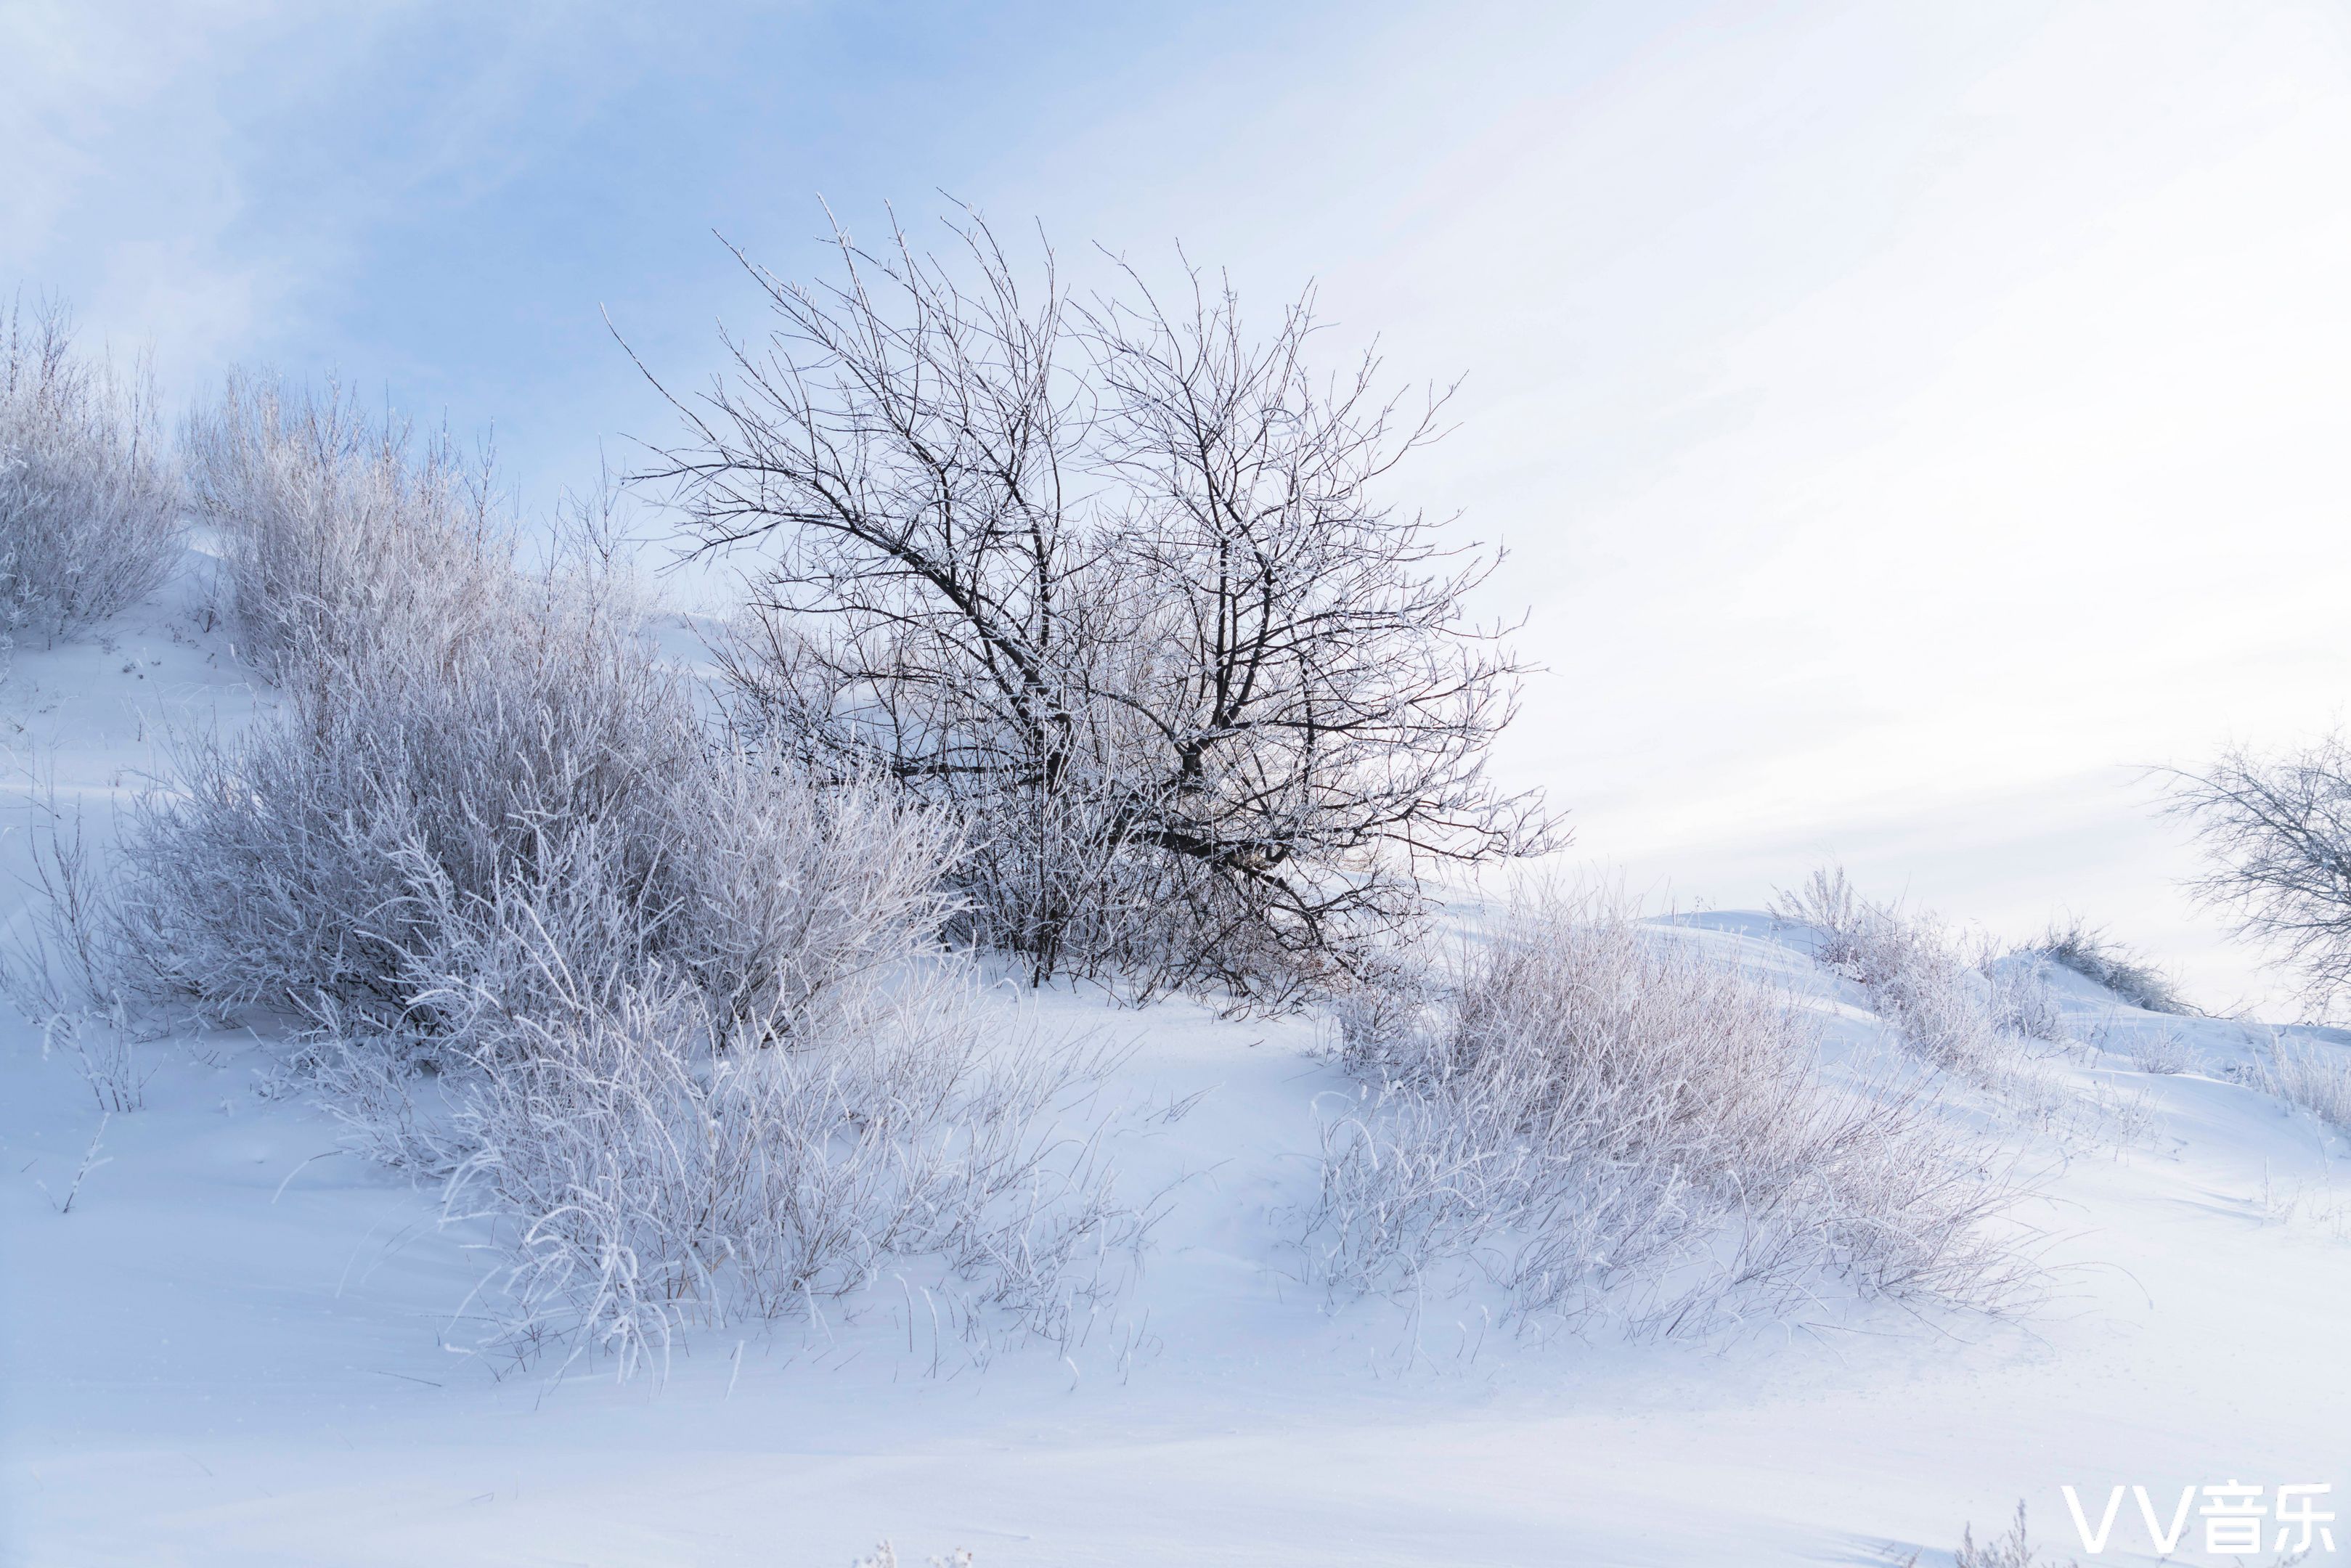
left=1, top=782, right=118, bottom=1014
left=1886, top=1502, right=2079, bottom=1568
left=2258, top=1030, right=2351, bottom=1135
left=1984, top=952, right=2065, bottom=1045
left=1308, top=895, right=2027, bottom=1338
left=1775, top=868, right=2026, bottom=1088
left=1773, top=871, right=2165, bottom=1144
left=417, top=931, right=1141, bottom=1374
left=852, top=1545, right=971, bottom=1568
left=2036, top=918, right=2188, bottom=1015
left=0, top=303, right=181, bottom=639
left=2129, top=1028, right=2191, bottom=1076
left=0, top=783, right=150, bottom=1113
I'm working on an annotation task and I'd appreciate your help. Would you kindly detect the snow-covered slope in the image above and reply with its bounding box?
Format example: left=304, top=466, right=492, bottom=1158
left=6, top=580, right=2350, bottom=1568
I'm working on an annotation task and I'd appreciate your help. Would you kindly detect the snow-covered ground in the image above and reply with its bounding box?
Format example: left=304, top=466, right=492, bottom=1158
left=6, top=573, right=2350, bottom=1567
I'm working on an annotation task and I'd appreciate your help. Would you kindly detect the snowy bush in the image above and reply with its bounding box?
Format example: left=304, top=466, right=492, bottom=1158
left=183, top=372, right=509, bottom=676
left=2259, top=1030, right=2351, bottom=1134
left=1, top=781, right=121, bottom=1016
left=0, top=781, right=151, bottom=1112
left=2034, top=918, right=2188, bottom=1015
left=356, top=803, right=1139, bottom=1372
left=652, top=207, right=1552, bottom=1005
left=269, top=805, right=1141, bottom=1373
left=1776, top=868, right=2028, bottom=1088
left=1984, top=952, right=2065, bottom=1044
left=418, top=939, right=1141, bottom=1375
left=0, top=303, right=181, bottom=639
left=126, top=570, right=677, bottom=1025
left=2129, top=1029, right=2191, bottom=1076
left=1773, top=870, right=2168, bottom=1147
left=1307, top=894, right=2028, bottom=1338
left=133, top=398, right=958, bottom=1041
left=127, top=626, right=951, bottom=1050
left=852, top=1545, right=972, bottom=1568
left=1886, top=1502, right=2079, bottom=1568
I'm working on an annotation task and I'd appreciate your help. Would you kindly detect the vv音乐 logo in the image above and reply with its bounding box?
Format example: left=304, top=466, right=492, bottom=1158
left=2061, top=1482, right=2336, bottom=1557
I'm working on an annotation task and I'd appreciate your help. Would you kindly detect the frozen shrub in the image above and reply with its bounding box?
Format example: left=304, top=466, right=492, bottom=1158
left=319, top=751, right=1138, bottom=1373
left=2260, top=1030, right=2351, bottom=1133
left=274, top=782, right=1139, bottom=1374
left=0, top=303, right=181, bottom=638
left=419, top=934, right=1140, bottom=1374
left=852, top=1545, right=972, bottom=1568
left=183, top=372, right=508, bottom=675
left=123, top=573, right=962, bottom=1037
left=2036, top=918, right=2189, bottom=1015
left=1775, top=868, right=2021, bottom=1088
left=1308, top=895, right=2027, bottom=1337
left=1985, top=952, right=2066, bottom=1044
left=125, top=568, right=673, bottom=1019
left=160, top=369, right=963, bottom=1045
left=2130, top=1029, right=2191, bottom=1076
left=1, top=780, right=122, bottom=1018
left=0, top=783, right=150, bottom=1112
left=1775, top=873, right=2169, bottom=1146
left=1777, top=863, right=1869, bottom=969
left=1886, top=1503, right=2078, bottom=1568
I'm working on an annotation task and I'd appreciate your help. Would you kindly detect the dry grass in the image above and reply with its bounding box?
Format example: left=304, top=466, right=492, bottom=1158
left=1775, top=870, right=2164, bottom=1148
left=417, top=952, right=1144, bottom=1377
left=2130, top=1029, right=2191, bottom=1076
left=1884, top=1502, right=2081, bottom=1568
left=1308, top=894, right=2030, bottom=1339
left=2260, top=1029, right=2351, bottom=1134
left=2037, top=918, right=2189, bottom=1015
left=1777, top=869, right=2034, bottom=1088
left=1985, top=954, right=2065, bottom=1045
left=852, top=1545, right=972, bottom=1568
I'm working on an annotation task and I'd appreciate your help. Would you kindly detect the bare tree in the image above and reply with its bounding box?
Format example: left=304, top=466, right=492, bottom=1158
left=643, top=206, right=1553, bottom=1000
left=648, top=211, right=1124, bottom=978
left=2172, top=737, right=2351, bottom=1014
left=1079, top=265, right=1549, bottom=993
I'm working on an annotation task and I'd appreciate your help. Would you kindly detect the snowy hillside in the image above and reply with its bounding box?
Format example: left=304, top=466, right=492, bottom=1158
left=5, top=567, right=2350, bottom=1568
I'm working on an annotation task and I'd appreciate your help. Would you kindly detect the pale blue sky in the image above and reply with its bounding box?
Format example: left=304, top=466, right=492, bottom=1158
left=10, top=1, right=2351, bottom=1006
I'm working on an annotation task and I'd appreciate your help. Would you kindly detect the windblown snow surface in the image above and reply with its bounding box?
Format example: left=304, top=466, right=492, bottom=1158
left=5, top=569, right=2348, bottom=1568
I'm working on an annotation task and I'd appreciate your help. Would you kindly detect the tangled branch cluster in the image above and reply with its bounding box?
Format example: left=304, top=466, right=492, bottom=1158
left=648, top=209, right=1553, bottom=1003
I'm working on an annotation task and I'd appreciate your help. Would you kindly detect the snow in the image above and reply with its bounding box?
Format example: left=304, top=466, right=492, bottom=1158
left=6, top=572, right=2350, bottom=1567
